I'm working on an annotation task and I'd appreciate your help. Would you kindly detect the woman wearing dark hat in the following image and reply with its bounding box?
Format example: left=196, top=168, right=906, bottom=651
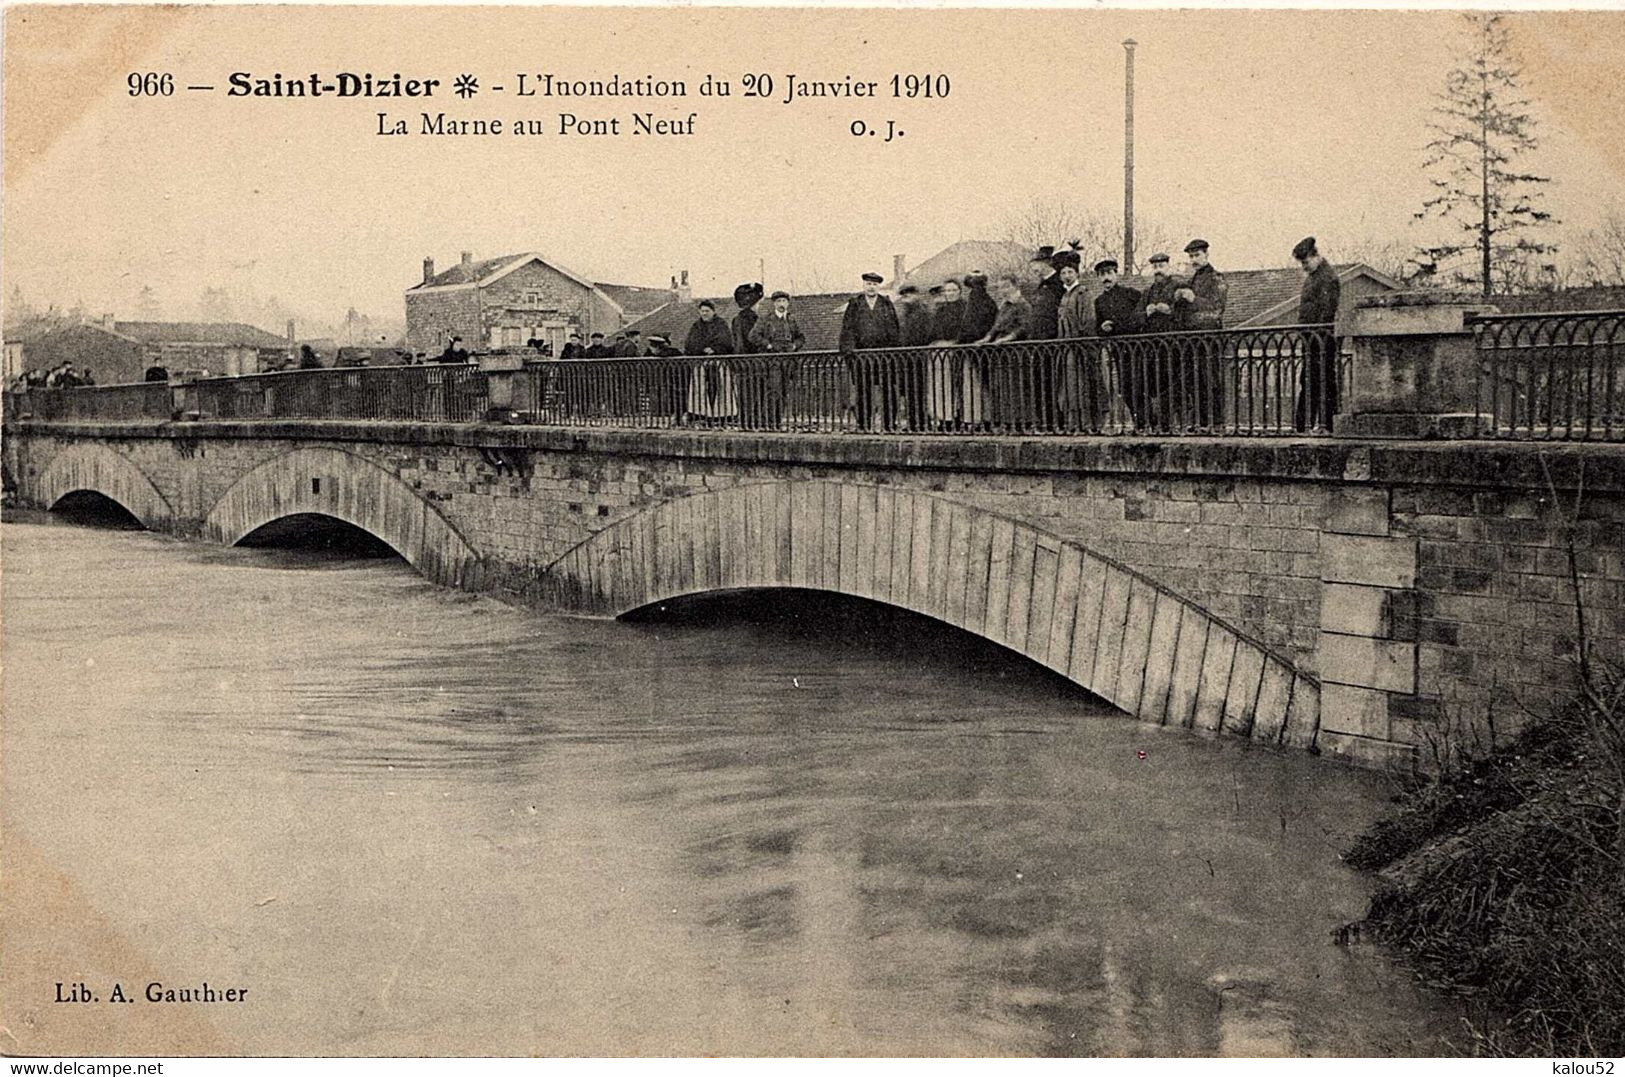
left=684, top=299, right=739, bottom=426
left=960, top=272, right=998, bottom=344
left=957, top=272, right=997, bottom=429
left=925, top=279, right=968, bottom=429
left=731, top=282, right=765, bottom=355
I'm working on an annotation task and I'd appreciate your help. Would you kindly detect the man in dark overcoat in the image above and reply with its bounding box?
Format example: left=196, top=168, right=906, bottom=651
left=896, top=283, right=934, bottom=430
left=1135, top=252, right=1185, bottom=427
left=1175, top=239, right=1229, bottom=428
left=1093, top=258, right=1146, bottom=428
left=840, top=272, right=901, bottom=431
left=1026, top=245, right=1065, bottom=427
left=1292, top=236, right=1343, bottom=432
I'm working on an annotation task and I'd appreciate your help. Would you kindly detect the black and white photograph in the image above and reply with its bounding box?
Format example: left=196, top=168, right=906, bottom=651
left=2, top=2, right=1623, bottom=1061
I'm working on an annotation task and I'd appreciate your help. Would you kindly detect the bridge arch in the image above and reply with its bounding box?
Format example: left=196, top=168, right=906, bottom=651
left=203, top=446, right=479, bottom=586
left=36, top=442, right=174, bottom=529
left=541, top=481, right=1321, bottom=748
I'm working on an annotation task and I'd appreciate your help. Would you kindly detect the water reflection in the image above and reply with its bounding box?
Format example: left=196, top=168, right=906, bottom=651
left=1, top=516, right=1462, bottom=1055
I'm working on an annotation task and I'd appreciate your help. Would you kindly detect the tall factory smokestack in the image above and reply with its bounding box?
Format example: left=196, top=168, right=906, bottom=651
left=1123, top=38, right=1137, bottom=274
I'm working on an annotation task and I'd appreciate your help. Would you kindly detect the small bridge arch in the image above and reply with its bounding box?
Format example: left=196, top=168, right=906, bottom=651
left=542, top=481, right=1322, bottom=747
left=203, top=446, right=479, bottom=586
left=36, top=442, right=174, bottom=529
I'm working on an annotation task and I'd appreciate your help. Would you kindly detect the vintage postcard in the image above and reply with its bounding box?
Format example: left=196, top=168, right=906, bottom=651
left=4, top=3, right=1623, bottom=1060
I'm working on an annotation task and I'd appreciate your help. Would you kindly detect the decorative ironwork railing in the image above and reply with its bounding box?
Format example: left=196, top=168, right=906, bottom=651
left=5, top=325, right=1347, bottom=436
left=525, top=325, right=1345, bottom=436
left=1470, top=309, right=1625, bottom=441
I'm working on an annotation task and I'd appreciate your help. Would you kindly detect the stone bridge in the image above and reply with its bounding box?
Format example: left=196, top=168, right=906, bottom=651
left=7, top=414, right=1623, bottom=770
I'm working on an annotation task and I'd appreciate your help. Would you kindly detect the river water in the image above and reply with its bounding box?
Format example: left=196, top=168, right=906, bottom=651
left=1, top=513, right=1463, bottom=1056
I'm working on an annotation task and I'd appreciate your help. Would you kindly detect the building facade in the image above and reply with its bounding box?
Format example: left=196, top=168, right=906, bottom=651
left=404, top=252, right=677, bottom=355
left=16, top=318, right=291, bottom=384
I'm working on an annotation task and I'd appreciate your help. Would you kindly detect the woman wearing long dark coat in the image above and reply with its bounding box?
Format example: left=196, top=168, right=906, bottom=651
left=927, top=280, right=967, bottom=429
left=958, top=272, right=998, bottom=428
left=684, top=301, right=739, bottom=425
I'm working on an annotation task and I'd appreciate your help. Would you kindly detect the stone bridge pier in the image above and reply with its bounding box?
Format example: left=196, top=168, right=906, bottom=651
left=6, top=416, right=1623, bottom=771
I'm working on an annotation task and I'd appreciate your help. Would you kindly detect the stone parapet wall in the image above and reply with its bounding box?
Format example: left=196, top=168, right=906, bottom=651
left=7, top=418, right=1623, bottom=769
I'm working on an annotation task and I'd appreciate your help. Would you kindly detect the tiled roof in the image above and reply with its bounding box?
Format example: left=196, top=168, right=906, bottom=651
left=1115, top=263, right=1394, bottom=326
left=1491, top=286, right=1625, bottom=314
left=624, top=293, right=855, bottom=352
left=2, top=318, right=61, bottom=344
left=409, top=252, right=676, bottom=311
left=597, top=282, right=679, bottom=318
left=415, top=253, right=530, bottom=289
left=903, top=240, right=1031, bottom=286
left=114, top=321, right=288, bottom=347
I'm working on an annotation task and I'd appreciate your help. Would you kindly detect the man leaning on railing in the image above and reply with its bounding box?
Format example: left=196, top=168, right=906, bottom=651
left=1175, top=239, right=1228, bottom=430
left=839, top=272, right=901, bottom=432
left=1292, top=236, right=1342, bottom=433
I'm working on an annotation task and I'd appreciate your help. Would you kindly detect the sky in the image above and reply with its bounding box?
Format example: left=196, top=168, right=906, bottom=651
left=4, top=6, right=1624, bottom=328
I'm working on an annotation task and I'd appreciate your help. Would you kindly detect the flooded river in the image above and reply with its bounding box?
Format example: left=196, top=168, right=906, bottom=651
left=1, top=512, right=1463, bottom=1055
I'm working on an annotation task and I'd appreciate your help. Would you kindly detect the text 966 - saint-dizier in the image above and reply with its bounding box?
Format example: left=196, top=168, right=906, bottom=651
left=228, top=72, right=440, bottom=97
left=380, top=111, right=699, bottom=137
left=55, top=980, right=249, bottom=1003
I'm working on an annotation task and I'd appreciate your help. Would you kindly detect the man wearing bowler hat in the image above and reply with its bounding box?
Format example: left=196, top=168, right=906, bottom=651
left=1293, top=236, right=1343, bottom=432
left=839, top=272, right=902, bottom=431
left=1175, top=239, right=1228, bottom=429
left=1094, top=258, right=1147, bottom=428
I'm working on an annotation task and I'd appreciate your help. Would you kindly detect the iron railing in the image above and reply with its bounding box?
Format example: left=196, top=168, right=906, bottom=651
left=1470, top=309, right=1625, bottom=440
left=4, top=327, right=1346, bottom=436
left=524, top=325, right=1345, bottom=436
left=3, top=381, right=172, bottom=422
left=189, top=364, right=490, bottom=423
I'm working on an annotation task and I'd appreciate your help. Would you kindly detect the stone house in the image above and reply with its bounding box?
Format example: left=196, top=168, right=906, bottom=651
left=19, top=317, right=292, bottom=384
left=404, top=251, right=679, bottom=355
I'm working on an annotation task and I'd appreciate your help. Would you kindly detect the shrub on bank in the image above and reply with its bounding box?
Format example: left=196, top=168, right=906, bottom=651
left=1346, top=675, right=1624, bottom=1056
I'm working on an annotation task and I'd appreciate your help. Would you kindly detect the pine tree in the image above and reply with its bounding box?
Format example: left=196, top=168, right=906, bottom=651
left=1416, top=13, right=1557, bottom=296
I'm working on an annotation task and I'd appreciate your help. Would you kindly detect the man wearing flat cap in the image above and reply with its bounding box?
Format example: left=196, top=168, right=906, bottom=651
left=745, top=290, right=805, bottom=429
left=1136, top=254, right=1184, bottom=334
left=1176, top=239, right=1228, bottom=429
left=1136, top=252, right=1185, bottom=429
left=1293, top=236, right=1343, bottom=432
left=840, top=272, right=902, bottom=432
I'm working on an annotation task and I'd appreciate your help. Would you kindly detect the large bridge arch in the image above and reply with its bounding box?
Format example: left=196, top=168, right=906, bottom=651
left=203, top=446, right=479, bottom=586
left=542, top=481, right=1321, bottom=748
left=36, top=442, right=174, bottom=529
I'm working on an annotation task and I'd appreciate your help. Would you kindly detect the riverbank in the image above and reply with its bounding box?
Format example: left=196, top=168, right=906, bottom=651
left=1345, top=680, right=1625, bottom=1056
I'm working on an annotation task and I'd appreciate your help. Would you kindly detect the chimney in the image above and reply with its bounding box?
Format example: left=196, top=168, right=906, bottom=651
left=893, top=253, right=906, bottom=284
left=101, top=313, right=115, bottom=330
left=460, top=251, right=473, bottom=272
left=677, top=269, right=691, bottom=302
left=422, top=256, right=435, bottom=285
left=286, top=318, right=296, bottom=345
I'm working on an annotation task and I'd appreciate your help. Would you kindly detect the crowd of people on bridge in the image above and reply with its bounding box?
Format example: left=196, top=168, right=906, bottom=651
left=9, top=362, right=98, bottom=390
left=572, top=235, right=1343, bottom=433
left=9, top=236, right=1345, bottom=435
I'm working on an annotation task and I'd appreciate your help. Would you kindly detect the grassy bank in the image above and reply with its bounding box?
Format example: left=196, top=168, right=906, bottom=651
left=1344, top=671, right=1625, bottom=1056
